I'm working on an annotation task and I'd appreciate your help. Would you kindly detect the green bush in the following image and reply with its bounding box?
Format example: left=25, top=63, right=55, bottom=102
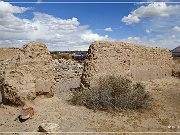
left=72, top=75, right=151, bottom=111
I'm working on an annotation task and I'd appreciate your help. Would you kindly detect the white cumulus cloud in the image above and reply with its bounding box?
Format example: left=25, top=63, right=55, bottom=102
left=171, top=35, right=176, bottom=39
left=0, top=1, right=30, bottom=14
left=120, top=35, right=180, bottom=50
left=172, top=26, right=180, bottom=32
left=104, top=27, right=113, bottom=32
left=127, top=37, right=141, bottom=44
left=122, top=14, right=140, bottom=25
left=145, top=29, right=151, bottom=33
left=122, top=2, right=180, bottom=24
left=81, top=31, right=108, bottom=42
left=0, top=2, right=108, bottom=51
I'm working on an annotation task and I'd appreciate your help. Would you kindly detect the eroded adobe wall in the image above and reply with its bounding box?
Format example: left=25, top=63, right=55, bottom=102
left=81, top=41, right=174, bottom=89
left=0, top=42, right=56, bottom=106
left=0, top=48, right=21, bottom=61
left=129, top=45, right=173, bottom=81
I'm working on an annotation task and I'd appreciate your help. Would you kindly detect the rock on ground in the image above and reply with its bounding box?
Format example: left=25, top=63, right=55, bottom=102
left=38, top=123, right=61, bottom=133
left=55, top=58, right=83, bottom=81
left=20, top=101, right=35, bottom=120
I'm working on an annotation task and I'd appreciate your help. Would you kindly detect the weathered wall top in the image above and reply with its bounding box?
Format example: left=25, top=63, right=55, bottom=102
left=81, top=41, right=174, bottom=89
left=0, top=48, right=21, bottom=61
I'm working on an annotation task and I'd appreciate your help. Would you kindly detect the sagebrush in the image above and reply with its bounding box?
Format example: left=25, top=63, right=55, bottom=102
left=72, top=75, right=152, bottom=111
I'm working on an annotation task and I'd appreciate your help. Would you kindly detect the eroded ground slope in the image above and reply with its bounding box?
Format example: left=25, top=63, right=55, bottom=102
left=0, top=77, right=179, bottom=133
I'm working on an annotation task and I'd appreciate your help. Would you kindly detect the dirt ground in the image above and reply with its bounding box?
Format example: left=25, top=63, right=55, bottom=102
left=174, top=57, right=180, bottom=72
left=0, top=76, right=179, bottom=134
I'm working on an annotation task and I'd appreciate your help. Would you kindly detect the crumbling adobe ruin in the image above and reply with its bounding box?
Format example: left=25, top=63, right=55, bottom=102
left=81, top=41, right=174, bottom=89
left=0, top=48, right=21, bottom=62
left=0, top=42, right=56, bottom=106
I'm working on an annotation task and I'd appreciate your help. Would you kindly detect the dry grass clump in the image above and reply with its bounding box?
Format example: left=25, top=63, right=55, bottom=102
left=72, top=75, right=152, bottom=111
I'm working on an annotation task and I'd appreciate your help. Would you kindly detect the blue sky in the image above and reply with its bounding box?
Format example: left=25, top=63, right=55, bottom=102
left=0, top=0, right=180, bottom=51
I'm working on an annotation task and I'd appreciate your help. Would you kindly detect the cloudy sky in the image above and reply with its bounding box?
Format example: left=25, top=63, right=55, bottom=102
left=0, top=0, right=180, bottom=51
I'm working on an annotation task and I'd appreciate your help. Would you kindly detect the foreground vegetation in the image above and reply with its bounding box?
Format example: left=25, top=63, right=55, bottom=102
left=72, top=75, right=152, bottom=111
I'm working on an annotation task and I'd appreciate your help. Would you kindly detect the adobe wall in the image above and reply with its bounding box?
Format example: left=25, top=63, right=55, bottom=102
left=0, top=48, right=21, bottom=62
left=81, top=41, right=174, bottom=89
left=0, top=42, right=56, bottom=106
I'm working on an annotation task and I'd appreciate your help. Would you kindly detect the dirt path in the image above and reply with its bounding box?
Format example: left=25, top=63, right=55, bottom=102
left=0, top=77, right=179, bottom=133
left=56, top=78, right=81, bottom=94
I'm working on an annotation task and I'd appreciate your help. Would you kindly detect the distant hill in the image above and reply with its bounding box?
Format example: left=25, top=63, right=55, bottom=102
left=172, top=46, right=180, bottom=53
left=172, top=46, right=180, bottom=57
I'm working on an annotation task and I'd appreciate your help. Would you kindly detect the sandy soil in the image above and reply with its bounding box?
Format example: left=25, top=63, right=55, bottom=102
left=56, top=78, right=81, bottom=94
left=0, top=77, right=179, bottom=134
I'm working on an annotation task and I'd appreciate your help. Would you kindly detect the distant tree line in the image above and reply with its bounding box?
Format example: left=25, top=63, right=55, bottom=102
left=50, top=51, right=88, bottom=61
left=50, top=51, right=88, bottom=55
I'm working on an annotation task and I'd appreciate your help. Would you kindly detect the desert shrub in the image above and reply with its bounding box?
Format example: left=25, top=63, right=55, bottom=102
left=72, top=75, right=151, bottom=111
